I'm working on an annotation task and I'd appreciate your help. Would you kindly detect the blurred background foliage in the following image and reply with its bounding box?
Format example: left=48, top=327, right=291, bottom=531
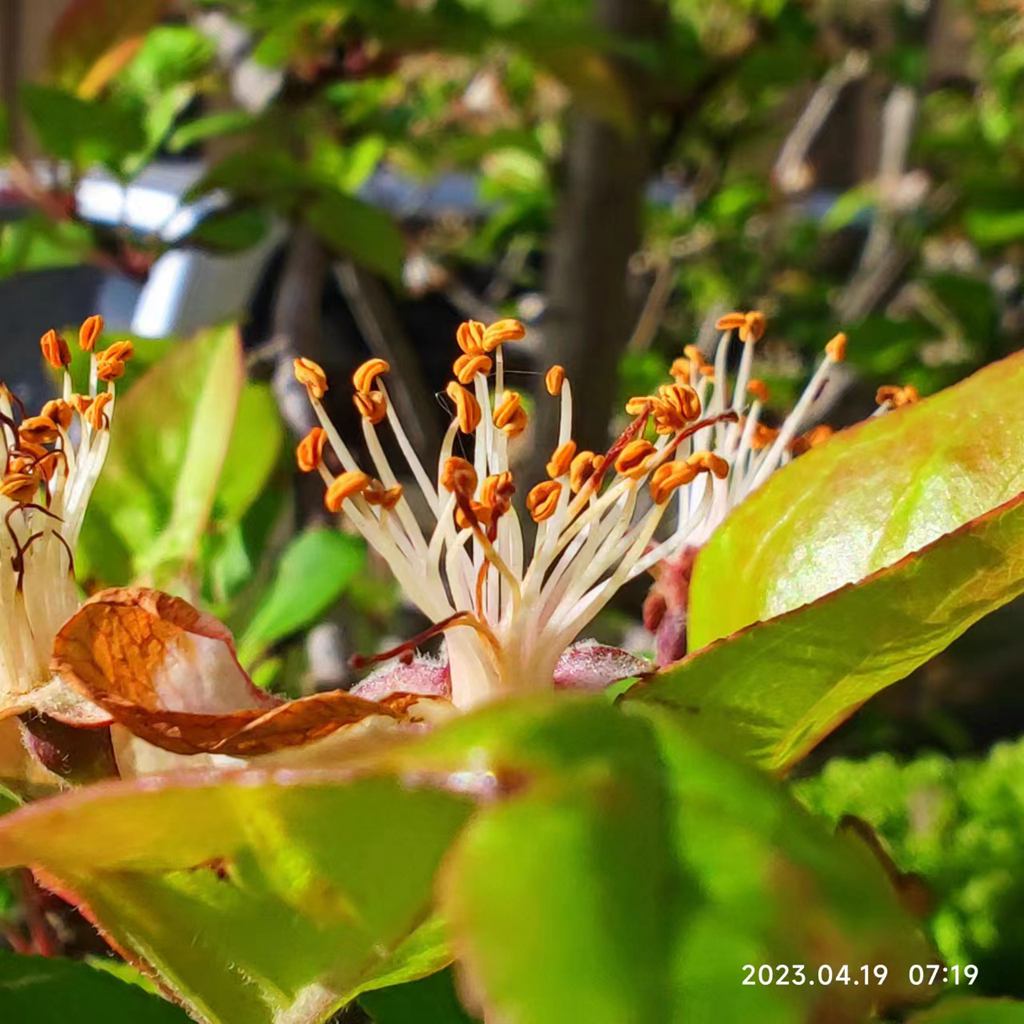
left=1, top=0, right=1024, bottom=1013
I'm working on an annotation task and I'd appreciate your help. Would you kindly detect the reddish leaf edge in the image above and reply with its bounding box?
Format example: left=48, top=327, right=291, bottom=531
left=624, top=488, right=1024, bottom=772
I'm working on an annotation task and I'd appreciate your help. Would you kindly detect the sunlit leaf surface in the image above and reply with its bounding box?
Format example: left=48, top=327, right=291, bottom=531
left=689, top=351, right=1024, bottom=648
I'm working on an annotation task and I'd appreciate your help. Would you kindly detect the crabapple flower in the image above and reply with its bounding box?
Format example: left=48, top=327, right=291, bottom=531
left=292, top=314, right=855, bottom=709
left=0, top=317, right=131, bottom=720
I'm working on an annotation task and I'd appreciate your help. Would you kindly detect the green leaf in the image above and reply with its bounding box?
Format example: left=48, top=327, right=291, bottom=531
left=908, top=998, right=1024, bottom=1023
left=169, top=111, right=262, bottom=153
left=798, top=740, right=1024, bottom=997
left=186, top=151, right=312, bottom=208
left=965, top=208, right=1024, bottom=247
left=822, top=183, right=877, bottom=231
left=0, top=951, right=189, bottom=1023
left=303, top=190, right=404, bottom=284
left=344, top=917, right=453, bottom=1004
left=212, top=383, right=284, bottom=527
left=186, top=209, right=271, bottom=253
left=0, top=216, right=94, bottom=278
left=0, top=697, right=939, bottom=1023
left=434, top=699, right=935, bottom=1023
left=689, top=351, right=1024, bottom=648
left=361, top=969, right=478, bottom=1024
left=629, top=492, right=1024, bottom=771
left=236, top=529, right=366, bottom=667
left=62, top=333, right=174, bottom=397
left=47, top=0, right=166, bottom=94
left=78, top=326, right=244, bottom=586
left=117, top=26, right=214, bottom=97
left=20, top=84, right=145, bottom=173
left=0, top=771, right=473, bottom=1024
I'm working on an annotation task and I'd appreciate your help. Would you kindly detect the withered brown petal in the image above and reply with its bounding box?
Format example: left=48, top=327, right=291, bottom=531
left=94, top=691, right=402, bottom=757
left=52, top=588, right=410, bottom=756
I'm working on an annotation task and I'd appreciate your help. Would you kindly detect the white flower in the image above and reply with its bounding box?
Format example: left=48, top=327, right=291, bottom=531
left=0, top=316, right=130, bottom=719
left=294, top=313, right=854, bottom=709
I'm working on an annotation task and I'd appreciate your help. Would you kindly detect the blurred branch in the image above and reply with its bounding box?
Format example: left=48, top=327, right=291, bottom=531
left=334, top=260, right=440, bottom=460
left=773, top=50, right=869, bottom=194
left=857, top=84, right=918, bottom=272
left=269, top=225, right=350, bottom=690
left=530, top=0, right=668, bottom=479
left=627, top=256, right=675, bottom=352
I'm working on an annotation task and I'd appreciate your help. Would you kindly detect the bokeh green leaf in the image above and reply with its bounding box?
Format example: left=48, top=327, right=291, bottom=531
left=78, top=326, right=244, bottom=586
left=236, top=528, right=366, bottom=667
left=0, top=771, right=473, bottom=1024
left=0, top=951, right=189, bottom=1024
left=908, top=998, right=1024, bottom=1023
left=689, top=351, right=1024, bottom=648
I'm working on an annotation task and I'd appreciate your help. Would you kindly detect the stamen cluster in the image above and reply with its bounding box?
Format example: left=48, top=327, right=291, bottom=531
left=293, top=312, right=854, bottom=708
left=0, top=317, right=131, bottom=714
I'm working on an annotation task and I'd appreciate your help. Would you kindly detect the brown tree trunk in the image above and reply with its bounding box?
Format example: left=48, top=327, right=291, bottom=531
left=529, top=0, right=667, bottom=478
left=269, top=225, right=352, bottom=690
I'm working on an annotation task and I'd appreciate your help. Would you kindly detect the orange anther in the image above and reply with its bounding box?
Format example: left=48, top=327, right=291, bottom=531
left=715, top=313, right=746, bottom=331
left=789, top=424, right=834, bottom=456
left=456, top=320, right=487, bottom=355
left=615, top=439, right=657, bottom=479
left=365, top=482, right=404, bottom=511
left=653, top=383, right=701, bottom=432
left=79, top=314, right=104, bottom=353
left=99, top=341, right=134, bottom=363
left=649, top=461, right=699, bottom=504
left=705, top=452, right=730, bottom=479
left=445, top=381, right=482, bottom=434
left=294, top=357, right=329, bottom=400
left=625, top=396, right=653, bottom=417
left=354, top=390, right=388, bottom=425
left=875, top=384, right=919, bottom=409
left=669, top=357, right=691, bottom=380
left=716, top=310, right=766, bottom=343
left=569, top=451, right=603, bottom=494
left=493, top=391, right=527, bottom=437
left=480, top=471, right=515, bottom=516
left=41, top=399, right=73, bottom=430
left=296, top=427, right=328, bottom=473
left=440, top=457, right=478, bottom=499
left=749, top=422, right=779, bottom=451
left=96, top=357, right=127, bottom=382
left=825, top=332, right=847, bottom=362
left=526, top=480, right=562, bottom=522
left=0, top=472, right=38, bottom=504
left=86, top=392, right=114, bottom=431
left=453, top=353, right=493, bottom=384
left=40, top=329, right=70, bottom=369
left=455, top=499, right=494, bottom=531
left=352, top=358, right=390, bottom=394
left=70, top=394, right=93, bottom=416
left=545, top=365, right=566, bottom=396
left=18, top=416, right=59, bottom=446
left=481, top=318, right=526, bottom=352
left=747, top=379, right=770, bottom=404
left=325, top=470, right=372, bottom=512
left=683, top=345, right=707, bottom=366
left=546, top=440, right=577, bottom=479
